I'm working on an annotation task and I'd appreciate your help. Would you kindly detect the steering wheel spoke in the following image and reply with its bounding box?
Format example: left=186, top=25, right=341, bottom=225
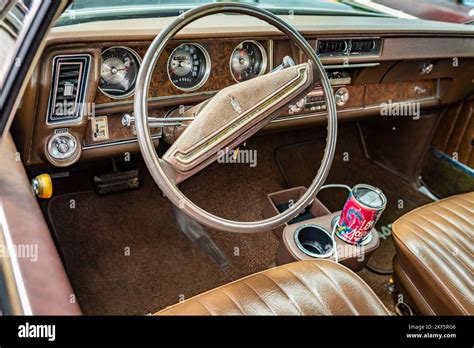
left=163, top=62, right=315, bottom=181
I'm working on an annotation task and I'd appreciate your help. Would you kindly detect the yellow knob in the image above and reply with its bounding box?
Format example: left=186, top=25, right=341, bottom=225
left=31, top=174, right=53, bottom=199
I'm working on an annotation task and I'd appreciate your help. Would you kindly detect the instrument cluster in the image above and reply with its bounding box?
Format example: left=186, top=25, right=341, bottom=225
left=98, top=40, right=268, bottom=98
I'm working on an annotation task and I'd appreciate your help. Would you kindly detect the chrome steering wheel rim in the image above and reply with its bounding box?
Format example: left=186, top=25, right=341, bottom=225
left=134, top=2, right=337, bottom=233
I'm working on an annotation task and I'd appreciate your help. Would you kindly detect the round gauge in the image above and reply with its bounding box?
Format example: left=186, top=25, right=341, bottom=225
left=167, top=43, right=211, bottom=92
left=99, top=46, right=141, bottom=99
left=230, top=40, right=267, bottom=82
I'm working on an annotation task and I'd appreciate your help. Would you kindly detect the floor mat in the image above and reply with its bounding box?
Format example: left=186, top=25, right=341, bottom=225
left=47, top=134, right=289, bottom=315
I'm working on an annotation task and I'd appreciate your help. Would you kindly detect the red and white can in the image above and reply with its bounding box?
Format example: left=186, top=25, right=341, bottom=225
left=336, top=184, right=387, bottom=245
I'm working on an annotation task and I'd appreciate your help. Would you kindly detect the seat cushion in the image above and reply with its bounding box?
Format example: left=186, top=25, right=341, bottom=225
left=156, top=260, right=389, bottom=315
left=392, top=191, right=474, bottom=315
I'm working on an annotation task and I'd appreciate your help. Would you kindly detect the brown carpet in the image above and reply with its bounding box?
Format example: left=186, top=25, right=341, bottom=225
left=357, top=268, right=396, bottom=314
left=47, top=133, right=292, bottom=315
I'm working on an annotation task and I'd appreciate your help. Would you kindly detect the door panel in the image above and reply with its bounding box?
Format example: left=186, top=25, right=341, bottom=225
left=432, top=99, right=474, bottom=167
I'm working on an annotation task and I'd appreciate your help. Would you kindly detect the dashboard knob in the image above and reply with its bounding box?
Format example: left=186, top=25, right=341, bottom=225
left=31, top=174, right=53, bottom=199
left=47, top=132, right=78, bottom=160
left=334, top=87, right=349, bottom=107
left=288, top=97, right=306, bottom=114
left=420, top=62, right=434, bottom=75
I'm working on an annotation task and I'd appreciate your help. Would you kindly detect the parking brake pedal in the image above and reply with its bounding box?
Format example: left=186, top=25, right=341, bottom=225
left=172, top=206, right=231, bottom=275
left=93, top=170, right=140, bottom=195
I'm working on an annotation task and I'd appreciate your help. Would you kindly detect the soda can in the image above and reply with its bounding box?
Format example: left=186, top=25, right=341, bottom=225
left=336, top=184, right=387, bottom=245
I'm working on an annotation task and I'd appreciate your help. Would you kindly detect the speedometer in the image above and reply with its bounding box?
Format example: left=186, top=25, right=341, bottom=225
left=99, top=46, right=141, bottom=99
left=230, top=40, right=267, bottom=82
left=167, top=43, right=211, bottom=92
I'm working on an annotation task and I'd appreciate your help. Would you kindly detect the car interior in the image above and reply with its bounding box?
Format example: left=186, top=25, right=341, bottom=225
left=0, top=0, right=473, bottom=317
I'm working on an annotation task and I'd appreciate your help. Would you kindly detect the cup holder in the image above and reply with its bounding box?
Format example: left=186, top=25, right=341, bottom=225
left=294, top=224, right=335, bottom=258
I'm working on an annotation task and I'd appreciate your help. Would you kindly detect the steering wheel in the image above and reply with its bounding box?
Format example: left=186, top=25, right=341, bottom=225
left=134, top=2, right=337, bottom=233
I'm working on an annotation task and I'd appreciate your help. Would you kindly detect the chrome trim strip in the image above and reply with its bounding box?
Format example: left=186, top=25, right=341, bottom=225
left=272, top=96, right=440, bottom=123
left=324, top=62, right=380, bottom=69
left=0, top=204, right=33, bottom=315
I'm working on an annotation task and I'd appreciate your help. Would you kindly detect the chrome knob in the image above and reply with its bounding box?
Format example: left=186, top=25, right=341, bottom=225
left=334, top=87, right=349, bottom=107
left=288, top=97, right=306, bottom=114
left=121, top=113, right=132, bottom=127
left=272, top=56, right=296, bottom=72
left=48, top=132, right=77, bottom=160
left=57, top=140, right=69, bottom=154
left=420, top=62, right=434, bottom=75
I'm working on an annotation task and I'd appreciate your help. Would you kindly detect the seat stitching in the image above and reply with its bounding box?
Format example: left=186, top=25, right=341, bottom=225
left=408, top=211, right=463, bottom=238
left=408, top=219, right=472, bottom=282
left=405, top=218, right=471, bottom=273
left=405, top=214, right=471, bottom=258
left=241, top=279, right=277, bottom=315
left=413, top=227, right=472, bottom=290
left=405, top=216, right=471, bottom=259
left=260, top=273, right=304, bottom=315
left=309, top=263, right=360, bottom=315
left=393, top=193, right=474, bottom=225
left=220, top=288, right=248, bottom=315
left=435, top=204, right=472, bottom=228
left=284, top=267, right=331, bottom=314
left=447, top=199, right=474, bottom=214
left=193, top=297, right=215, bottom=315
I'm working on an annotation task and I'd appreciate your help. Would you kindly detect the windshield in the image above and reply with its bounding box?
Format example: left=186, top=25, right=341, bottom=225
left=56, top=0, right=390, bottom=27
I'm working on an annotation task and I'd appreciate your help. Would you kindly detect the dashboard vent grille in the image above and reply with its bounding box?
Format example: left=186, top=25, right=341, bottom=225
left=47, top=55, right=91, bottom=124
left=351, top=39, right=379, bottom=54
left=317, top=38, right=381, bottom=57
left=317, top=40, right=347, bottom=55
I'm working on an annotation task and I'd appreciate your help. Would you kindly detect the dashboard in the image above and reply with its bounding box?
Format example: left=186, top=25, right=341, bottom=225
left=11, top=15, right=474, bottom=168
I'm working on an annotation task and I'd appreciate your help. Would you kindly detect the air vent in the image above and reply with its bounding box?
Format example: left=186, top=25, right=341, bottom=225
left=350, top=39, right=381, bottom=55
left=317, top=38, right=381, bottom=57
left=47, top=55, right=91, bottom=124
left=317, top=40, right=347, bottom=55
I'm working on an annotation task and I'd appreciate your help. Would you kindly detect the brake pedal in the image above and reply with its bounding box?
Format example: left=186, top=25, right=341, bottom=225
left=93, top=169, right=140, bottom=195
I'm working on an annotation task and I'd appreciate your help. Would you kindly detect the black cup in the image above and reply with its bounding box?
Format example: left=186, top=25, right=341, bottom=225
left=294, top=224, right=335, bottom=258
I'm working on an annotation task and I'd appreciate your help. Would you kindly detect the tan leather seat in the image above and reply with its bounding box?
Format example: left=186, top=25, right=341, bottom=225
left=392, top=191, right=473, bottom=315
left=156, top=260, right=389, bottom=315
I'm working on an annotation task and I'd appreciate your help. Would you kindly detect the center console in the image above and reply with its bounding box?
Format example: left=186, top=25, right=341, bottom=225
left=263, top=186, right=380, bottom=271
